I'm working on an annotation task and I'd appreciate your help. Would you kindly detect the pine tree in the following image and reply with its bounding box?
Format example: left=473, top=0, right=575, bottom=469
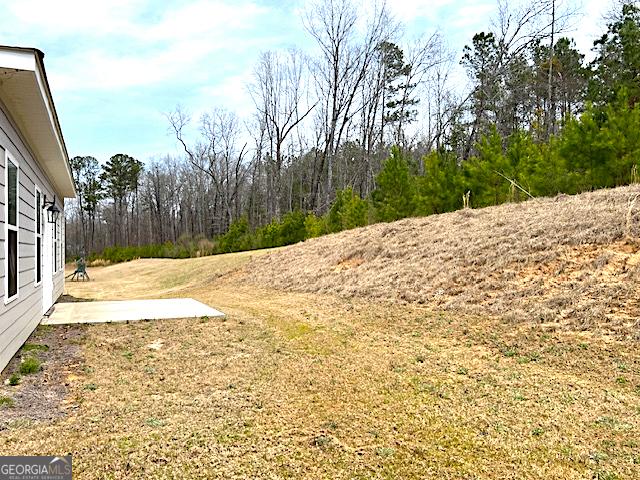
left=100, top=154, right=143, bottom=245
left=377, top=41, right=419, bottom=144
left=372, top=146, right=415, bottom=221
left=590, top=3, right=640, bottom=105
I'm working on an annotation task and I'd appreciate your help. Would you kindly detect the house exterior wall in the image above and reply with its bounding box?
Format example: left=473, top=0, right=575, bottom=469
left=0, top=97, right=65, bottom=372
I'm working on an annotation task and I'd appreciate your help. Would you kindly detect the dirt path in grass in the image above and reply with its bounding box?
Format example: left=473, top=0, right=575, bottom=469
left=0, top=255, right=638, bottom=479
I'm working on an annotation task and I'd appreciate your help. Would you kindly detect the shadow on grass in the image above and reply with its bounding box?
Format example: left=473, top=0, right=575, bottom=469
left=58, top=294, right=95, bottom=303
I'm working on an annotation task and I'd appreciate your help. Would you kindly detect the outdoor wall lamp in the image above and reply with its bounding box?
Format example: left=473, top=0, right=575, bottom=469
left=42, top=194, right=61, bottom=224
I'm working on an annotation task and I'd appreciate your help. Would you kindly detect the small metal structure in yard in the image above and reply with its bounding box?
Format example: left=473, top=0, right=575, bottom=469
left=67, top=257, right=90, bottom=282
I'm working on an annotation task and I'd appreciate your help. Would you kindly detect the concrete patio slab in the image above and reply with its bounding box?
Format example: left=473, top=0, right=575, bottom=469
left=41, top=298, right=225, bottom=325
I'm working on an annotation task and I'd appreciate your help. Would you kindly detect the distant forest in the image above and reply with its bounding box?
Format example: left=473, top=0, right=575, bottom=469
left=66, top=0, right=640, bottom=262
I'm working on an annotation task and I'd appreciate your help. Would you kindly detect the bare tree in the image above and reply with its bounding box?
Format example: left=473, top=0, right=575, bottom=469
left=168, top=107, right=250, bottom=233
left=249, top=49, right=316, bottom=218
left=304, top=0, right=395, bottom=209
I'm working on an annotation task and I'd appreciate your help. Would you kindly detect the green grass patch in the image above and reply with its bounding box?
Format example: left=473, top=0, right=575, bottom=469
left=19, top=357, right=41, bottom=375
left=21, top=343, right=49, bottom=353
left=37, top=325, right=54, bottom=334
left=503, top=347, right=518, bottom=357
left=0, top=396, right=15, bottom=408
left=121, top=351, right=133, bottom=360
left=145, top=418, right=164, bottom=428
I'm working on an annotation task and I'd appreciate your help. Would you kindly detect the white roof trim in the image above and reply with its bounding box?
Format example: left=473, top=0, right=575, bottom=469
left=0, top=46, right=75, bottom=198
left=33, top=55, right=74, bottom=196
left=0, top=49, right=36, bottom=72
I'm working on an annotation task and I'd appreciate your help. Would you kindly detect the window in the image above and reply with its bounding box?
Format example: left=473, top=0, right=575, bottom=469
left=35, top=187, right=42, bottom=285
left=60, top=219, right=64, bottom=271
left=5, top=151, right=18, bottom=303
left=52, top=214, right=63, bottom=273
left=56, top=217, right=61, bottom=272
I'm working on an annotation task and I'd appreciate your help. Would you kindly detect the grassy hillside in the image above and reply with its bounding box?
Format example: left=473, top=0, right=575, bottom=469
left=244, top=185, right=640, bottom=339
left=67, top=249, right=274, bottom=301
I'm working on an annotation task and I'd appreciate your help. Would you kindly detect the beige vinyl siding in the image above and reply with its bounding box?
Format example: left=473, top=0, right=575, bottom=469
left=0, top=97, right=65, bottom=372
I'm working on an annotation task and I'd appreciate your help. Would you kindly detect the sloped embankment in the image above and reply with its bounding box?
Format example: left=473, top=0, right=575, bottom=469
left=244, top=186, right=640, bottom=338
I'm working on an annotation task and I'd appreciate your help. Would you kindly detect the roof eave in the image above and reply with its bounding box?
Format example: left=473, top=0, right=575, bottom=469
left=0, top=46, right=76, bottom=198
left=32, top=49, right=76, bottom=198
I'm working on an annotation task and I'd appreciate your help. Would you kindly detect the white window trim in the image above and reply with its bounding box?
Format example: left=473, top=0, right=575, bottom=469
left=55, top=216, right=59, bottom=273
left=5, top=150, right=19, bottom=304
left=34, top=186, right=42, bottom=286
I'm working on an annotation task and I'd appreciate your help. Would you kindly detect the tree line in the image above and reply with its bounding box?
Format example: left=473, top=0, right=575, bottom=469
left=66, top=1, right=640, bottom=262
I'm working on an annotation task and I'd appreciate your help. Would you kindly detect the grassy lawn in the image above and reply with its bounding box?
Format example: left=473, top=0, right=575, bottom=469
left=0, top=252, right=638, bottom=478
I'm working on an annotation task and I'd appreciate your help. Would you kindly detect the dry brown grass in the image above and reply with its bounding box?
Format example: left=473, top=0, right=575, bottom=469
left=1, top=188, right=639, bottom=478
left=245, top=185, right=640, bottom=339
left=65, top=249, right=275, bottom=300
left=1, top=280, right=638, bottom=479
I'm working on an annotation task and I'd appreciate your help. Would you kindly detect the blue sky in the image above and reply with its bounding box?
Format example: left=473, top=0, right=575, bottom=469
left=0, top=0, right=609, bottom=164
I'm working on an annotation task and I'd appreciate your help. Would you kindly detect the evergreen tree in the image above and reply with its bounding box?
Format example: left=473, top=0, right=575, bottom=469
left=463, top=127, right=510, bottom=207
left=414, top=150, right=462, bottom=215
left=327, top=187, right=369, bottom=232
left=531, top=38, right=589, bottom=137
left=590, top=3, right=640, bottom=105
left=377, top=41, right=419, bottom=143
left=372, top=146, right=415, bottom=221
left=100, top=154, right=143, bottom=245
left=559, top=94, right=640, bottom=191
left=461, top=32, right=502, bottom=157
left=69, top=155, right=103, bottom=253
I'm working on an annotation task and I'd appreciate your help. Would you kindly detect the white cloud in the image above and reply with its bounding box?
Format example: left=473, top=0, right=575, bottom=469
left=571, top=0, right=611, bottom=61
left=449, top=3, right=496, bottom=30
left=52, top=36, right=227, bottom=91
left=6, top=0, right=145, bottom=37
left=7, top=0, right=272, bottom=92
left=140, top=1, right=266, bottom=41
left=0, top=0, right=290, bottom=160
left=198, top=71, right=255, bottom=115
left=387, top=0, right=456, bottom=24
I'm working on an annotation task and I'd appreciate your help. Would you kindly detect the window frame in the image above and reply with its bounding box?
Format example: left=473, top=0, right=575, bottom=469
left=56, top=216, right=61, bottom=273
left=34, top=186, right=42, bottom=286
left=4, top=150, right=19, bottom=304
left=60, top=218, right=64, bottom=272
left=52, top=213, right=63, bottom=274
